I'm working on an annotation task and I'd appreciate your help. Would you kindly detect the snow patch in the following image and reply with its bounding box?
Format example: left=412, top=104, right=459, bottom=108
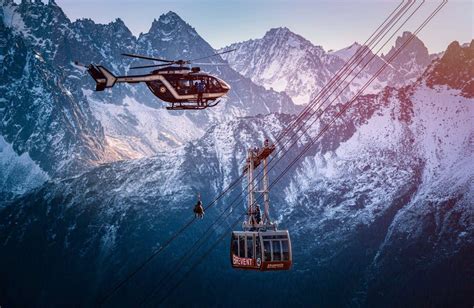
left=0, top=135, right=49, bottom=195
left=87, top=94, right=204, bottom=159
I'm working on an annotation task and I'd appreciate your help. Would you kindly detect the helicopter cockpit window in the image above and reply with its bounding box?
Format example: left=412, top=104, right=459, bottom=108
left=209, top=78, right=222, bottom=90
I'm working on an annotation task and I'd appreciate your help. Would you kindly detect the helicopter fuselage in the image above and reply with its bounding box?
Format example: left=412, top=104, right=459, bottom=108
left=86, top=65, right=230, bottom=109
left=145, top=67, right=230, bottom=103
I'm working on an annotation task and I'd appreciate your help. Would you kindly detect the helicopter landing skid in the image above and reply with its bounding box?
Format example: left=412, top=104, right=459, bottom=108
left=166, top=100, right=220, bottom=111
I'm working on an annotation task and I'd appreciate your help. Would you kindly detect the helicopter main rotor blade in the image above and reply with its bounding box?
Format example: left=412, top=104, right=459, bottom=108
left=122, top=53, right=174, bottom=63
left=189, top=48, right=236, bottom=62
left=192, top=63, right=229, bottom=66
left=129, top=63, right=173, bottom=69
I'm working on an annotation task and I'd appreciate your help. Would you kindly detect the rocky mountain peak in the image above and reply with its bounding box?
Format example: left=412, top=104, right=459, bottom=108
left=371, top=31, right=432, bottom=85
left=140, top=11, right=204, bottom=59
left=262, top=27, right=318, bottom=51
left=265, top=26, right=291, bottom=37
left=106, top=17, right=134, bottom=37
left=112, top=17, right=125, bottom=26
left=218, top=26, right=336, bottom=105
left=160, top=11, right=184, bottom=23
left=426, top=40, right=474, bottom=97
left=148, top=11, right=196, bottom=36
left=443, top=40, right=471, bottom=61
left=17, top=0, right=62, bottom=12
left=384, top=31, right=430, bottom=67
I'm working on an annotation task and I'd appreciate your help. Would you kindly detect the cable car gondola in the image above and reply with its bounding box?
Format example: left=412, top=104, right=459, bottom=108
left=230, top=140, right=292, bottom=271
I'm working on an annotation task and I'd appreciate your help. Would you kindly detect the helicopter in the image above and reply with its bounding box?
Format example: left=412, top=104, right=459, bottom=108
left=77, top=49, right=235, bottom=110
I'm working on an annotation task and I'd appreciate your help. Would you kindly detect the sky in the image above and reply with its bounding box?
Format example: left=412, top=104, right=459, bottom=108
left=55, top=0, right=473, bottom=53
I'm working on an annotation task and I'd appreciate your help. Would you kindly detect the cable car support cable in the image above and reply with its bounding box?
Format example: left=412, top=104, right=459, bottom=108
left=99, top=0, right=418, bottom=304
left=98, top=0, right=428, bottom=304
left=136, top=1, right=416, bottom=302
left=148, top=2, right=447, bottom=304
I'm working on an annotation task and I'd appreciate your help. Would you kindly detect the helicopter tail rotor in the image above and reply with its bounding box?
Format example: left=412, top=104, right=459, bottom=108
left=86, top=65, right=117, bottom=91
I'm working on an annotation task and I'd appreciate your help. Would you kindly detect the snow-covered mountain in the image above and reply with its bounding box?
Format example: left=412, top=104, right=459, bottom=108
left=220, top=28, right=435, bottom=106
left=283, top=40, right=473, bottom=304
left=0, top=9, right=111, bottom=179
left=0, top=39, right=472, bottom=306
left=220, top=27, right=344, bottom=105
left=0, top=1, right=298, bottom=194
left=331, top=42, right=363, bottom=61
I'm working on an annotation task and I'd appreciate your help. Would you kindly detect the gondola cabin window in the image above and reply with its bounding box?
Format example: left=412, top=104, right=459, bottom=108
left=239, top=236, right=245, bottom=258
left=273, top=241, right=282, bottom=261
left=231, top=234, right=238, bottom=256
left=282, top=240, right=290, bottom=261
left=263, top=240, right=271, bottom=261
left=255, top=237, right=262, bottom=260
left=247, top=236, right=254, bottom=258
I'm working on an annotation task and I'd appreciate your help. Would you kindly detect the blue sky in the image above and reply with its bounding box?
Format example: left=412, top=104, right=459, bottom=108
left=56, top=0, right=472, bottom=53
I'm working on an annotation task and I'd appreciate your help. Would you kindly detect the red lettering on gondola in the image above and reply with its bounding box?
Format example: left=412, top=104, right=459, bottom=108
left=232, top=254, right=254, bottom=267
left=267, top=263, right=284, bottom=269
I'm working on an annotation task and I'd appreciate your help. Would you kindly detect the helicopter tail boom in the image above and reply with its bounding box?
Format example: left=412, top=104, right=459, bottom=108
left=86, top=65, right=117, bottom=91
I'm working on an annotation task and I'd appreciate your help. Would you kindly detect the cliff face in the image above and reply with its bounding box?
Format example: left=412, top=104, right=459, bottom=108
left=0, top=16, right=109, bottom=179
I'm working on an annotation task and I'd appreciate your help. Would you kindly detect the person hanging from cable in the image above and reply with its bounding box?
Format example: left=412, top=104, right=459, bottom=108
left=193, top=193, right=205, bottom=219
left=255, top=204, right=262, bottom=224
